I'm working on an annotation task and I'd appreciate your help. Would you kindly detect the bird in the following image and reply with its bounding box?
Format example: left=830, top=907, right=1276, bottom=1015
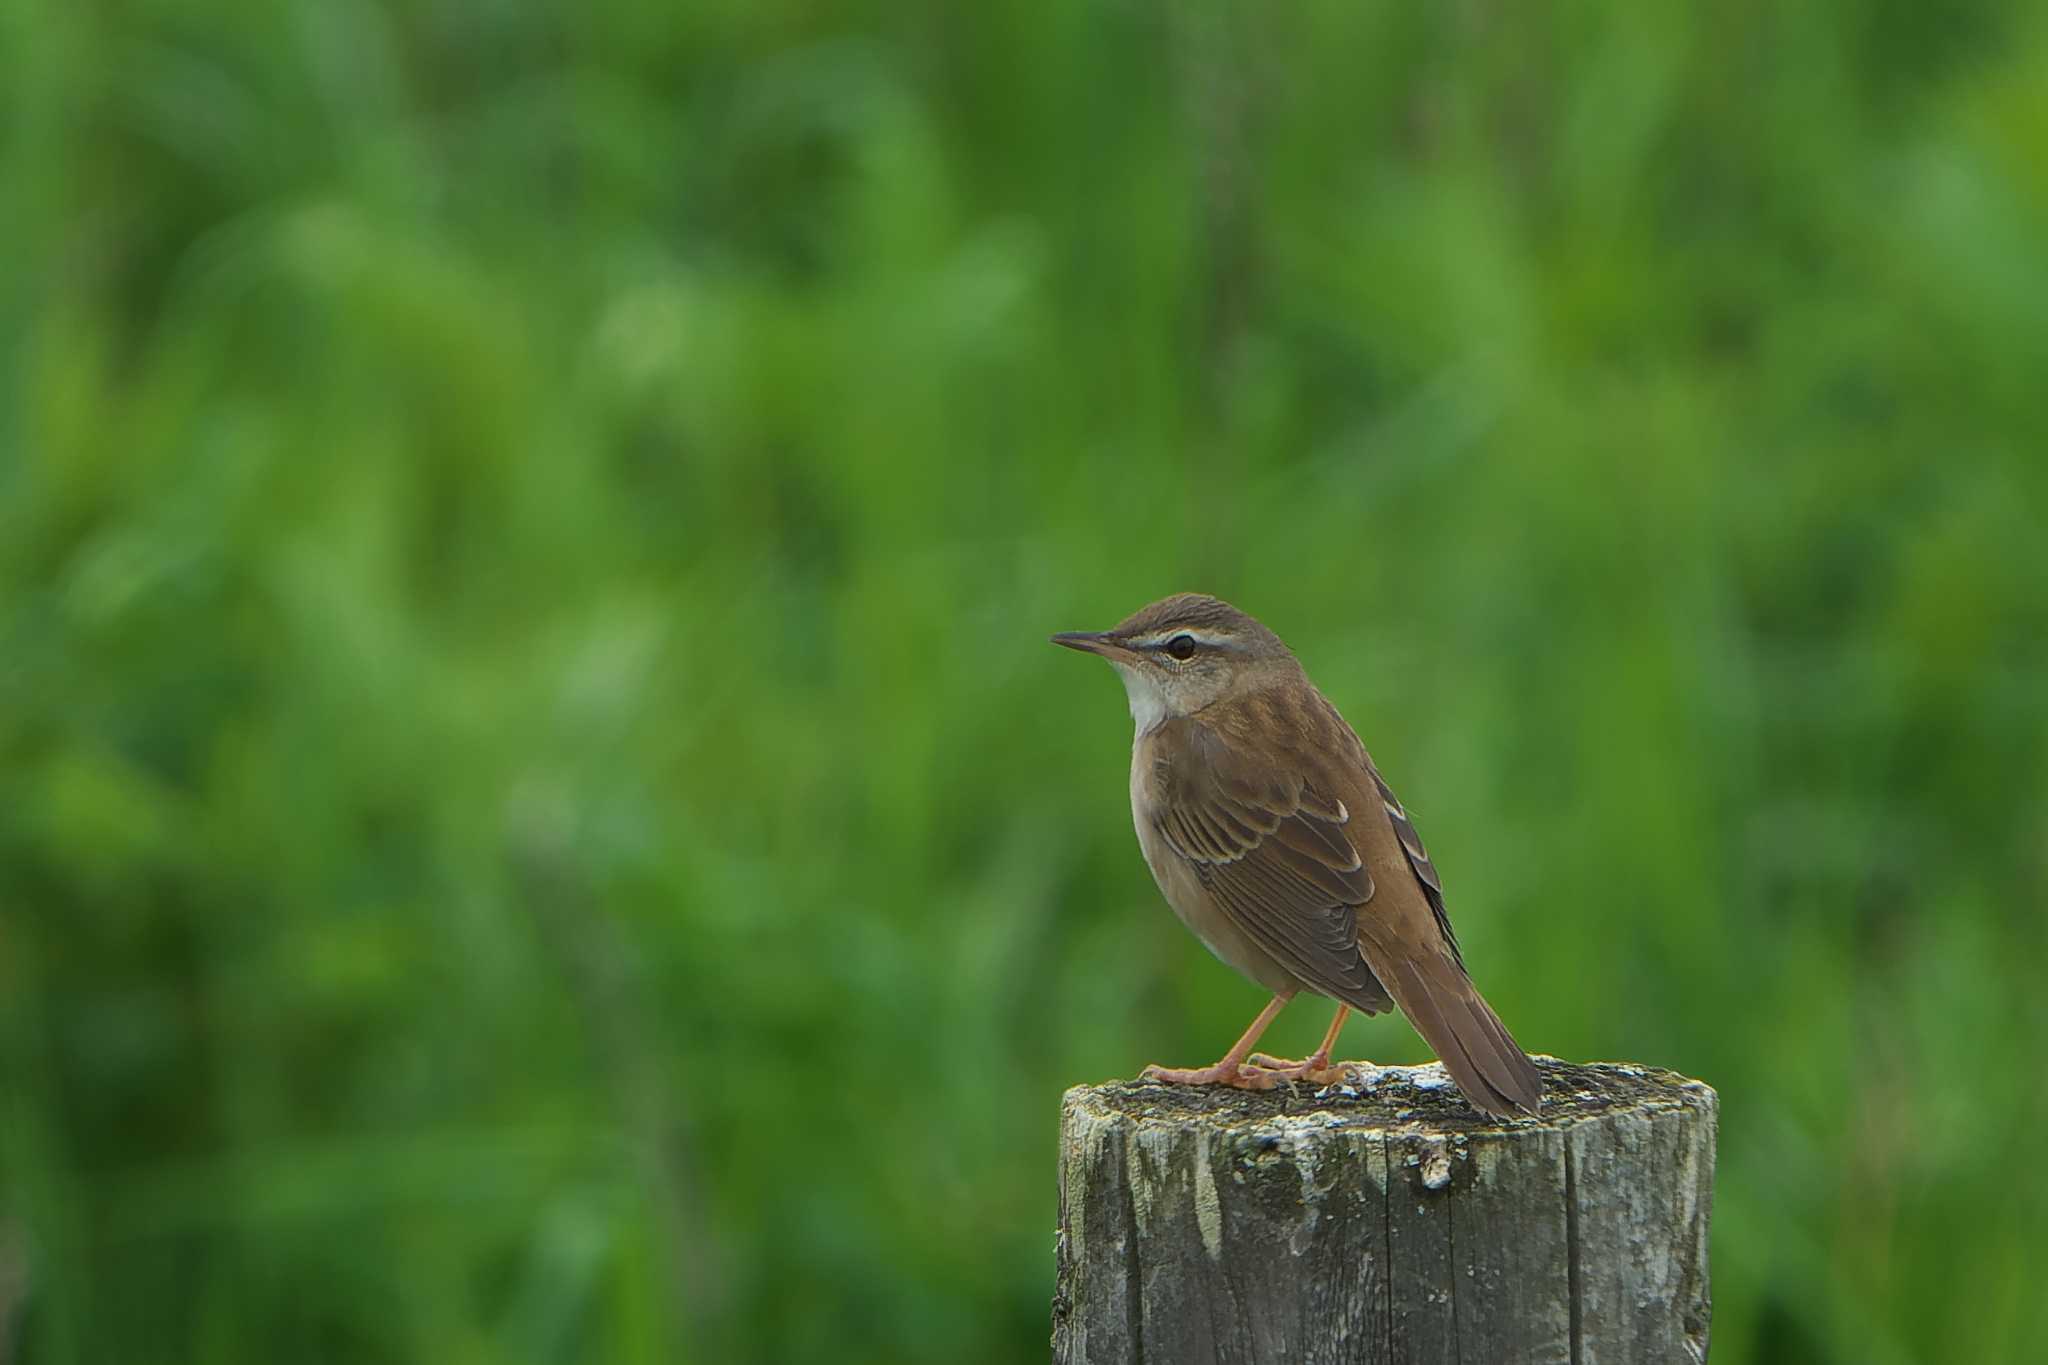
left=1051, top=592, right=1542, bottom=1118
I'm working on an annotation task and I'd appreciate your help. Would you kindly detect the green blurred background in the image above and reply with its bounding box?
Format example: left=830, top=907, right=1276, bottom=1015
left=4, top=0, right=2046, bottom=1361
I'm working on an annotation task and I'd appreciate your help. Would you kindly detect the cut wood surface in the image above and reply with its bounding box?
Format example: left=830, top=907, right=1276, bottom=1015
left=1052, top=1059, right=1715, bottom=1365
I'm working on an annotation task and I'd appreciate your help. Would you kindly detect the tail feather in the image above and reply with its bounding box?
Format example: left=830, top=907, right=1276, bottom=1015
left=1379, top=949, right=1542, bottom=1118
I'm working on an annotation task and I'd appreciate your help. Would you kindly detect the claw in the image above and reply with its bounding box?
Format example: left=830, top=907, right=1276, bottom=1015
left=1247, top=1052, right=1367, bottom=1087
left=1141, top=1060, right=1284, bottom=1091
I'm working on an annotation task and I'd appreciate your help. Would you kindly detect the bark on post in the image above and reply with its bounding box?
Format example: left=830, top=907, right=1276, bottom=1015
left=1052, top=1059, right=1715, bottom=1365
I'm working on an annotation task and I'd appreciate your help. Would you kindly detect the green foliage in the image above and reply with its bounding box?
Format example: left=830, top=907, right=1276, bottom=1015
left=4, top=1, right=2046, bottom=1360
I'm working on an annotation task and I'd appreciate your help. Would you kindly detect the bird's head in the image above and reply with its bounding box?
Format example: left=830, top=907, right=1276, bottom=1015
left=1051, top=593, right=1301, bottom=733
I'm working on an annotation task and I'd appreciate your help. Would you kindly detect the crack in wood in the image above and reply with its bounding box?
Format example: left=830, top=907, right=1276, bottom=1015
left=1054, top=1059, right=1714, bottom=1365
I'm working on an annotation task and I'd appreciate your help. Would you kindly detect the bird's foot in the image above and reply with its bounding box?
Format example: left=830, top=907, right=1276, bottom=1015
left=1247, top=1052, right=1369, bottom=1087
left=1140, top=1060, right=1285, bottom=1091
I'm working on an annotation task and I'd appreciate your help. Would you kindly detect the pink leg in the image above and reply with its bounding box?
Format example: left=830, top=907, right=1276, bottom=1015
left=1249, top=1004, right=1362, bottom=1085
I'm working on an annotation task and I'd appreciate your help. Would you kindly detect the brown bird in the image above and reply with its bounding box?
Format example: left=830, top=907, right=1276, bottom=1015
left=1052, top=593, right=1542, bottom=1118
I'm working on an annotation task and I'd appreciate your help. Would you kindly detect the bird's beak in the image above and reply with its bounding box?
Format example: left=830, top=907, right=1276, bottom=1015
left=1050, top=630, right=1135, bottom=662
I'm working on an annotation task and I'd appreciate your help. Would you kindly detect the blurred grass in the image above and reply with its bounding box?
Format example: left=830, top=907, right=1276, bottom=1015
left=3, top=0, right=2047, bottom=1361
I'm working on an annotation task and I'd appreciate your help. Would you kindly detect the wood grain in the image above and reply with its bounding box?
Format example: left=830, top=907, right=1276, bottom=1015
left=1052, top=1059, right=1715, bottom=1365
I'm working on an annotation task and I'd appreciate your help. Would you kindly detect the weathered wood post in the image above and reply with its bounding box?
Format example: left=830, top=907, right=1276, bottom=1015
left=1053, top=1059, right=1715, bottom=1365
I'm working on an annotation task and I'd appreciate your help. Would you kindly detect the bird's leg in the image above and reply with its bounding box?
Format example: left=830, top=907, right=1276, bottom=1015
left=1249, top=1005, right=1361, bottom=1085
left=1141, top=994, right=1292, bottom=1091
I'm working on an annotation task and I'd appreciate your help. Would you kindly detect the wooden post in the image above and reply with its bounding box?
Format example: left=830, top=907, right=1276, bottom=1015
left=1052, top=1059, right=1715, bottom=1365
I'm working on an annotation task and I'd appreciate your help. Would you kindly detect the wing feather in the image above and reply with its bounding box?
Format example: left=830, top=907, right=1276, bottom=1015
left=1364, top=763, right=1463, bottom=965
left=1150, top=715, right=1394, bottom=1013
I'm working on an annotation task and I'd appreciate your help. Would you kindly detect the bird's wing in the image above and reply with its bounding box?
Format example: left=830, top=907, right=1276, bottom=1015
left=1147, top=714, right=1394, bottom=1013
left=1360, top=759, right=1463, bottom=967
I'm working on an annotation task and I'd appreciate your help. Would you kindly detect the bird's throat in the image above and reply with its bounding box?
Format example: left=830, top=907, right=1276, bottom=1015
left=1112, top=664, right=1170, bottom=737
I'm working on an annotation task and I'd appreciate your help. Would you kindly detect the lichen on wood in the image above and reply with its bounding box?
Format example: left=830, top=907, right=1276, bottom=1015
left=1052, top=1059, right=1715, bottom=1365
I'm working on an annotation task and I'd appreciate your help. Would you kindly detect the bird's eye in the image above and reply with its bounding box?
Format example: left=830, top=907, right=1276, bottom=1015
left=1165, top=634, right=1198, bottom=661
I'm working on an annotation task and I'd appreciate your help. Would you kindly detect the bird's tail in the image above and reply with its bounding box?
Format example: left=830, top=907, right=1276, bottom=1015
left=1364, top=933, right=1542, bottom=1118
